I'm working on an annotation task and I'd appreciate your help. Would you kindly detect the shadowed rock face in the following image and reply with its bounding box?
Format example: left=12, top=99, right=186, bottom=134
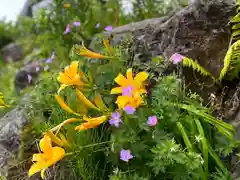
left=112, top=0, right=235, bottom=74
left=0, top=107, right=28, bottom=176
left=1, top=43, right=23, bottom=63
left=14, top=60, right=43, bottom=94
left=110, top=0, right=235, bottom=103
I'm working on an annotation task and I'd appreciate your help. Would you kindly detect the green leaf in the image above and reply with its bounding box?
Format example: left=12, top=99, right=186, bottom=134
left=195, top=119, right=208, bottom=179
left=177, top=122, right=193, bottom=152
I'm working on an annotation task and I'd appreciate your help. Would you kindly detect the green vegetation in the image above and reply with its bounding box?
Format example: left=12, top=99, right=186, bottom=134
left=0, top=0, right=239, bottom=180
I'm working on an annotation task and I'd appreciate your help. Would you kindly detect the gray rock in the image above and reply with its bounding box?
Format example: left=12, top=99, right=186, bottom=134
left=1, top=43, right=23, bottom=63
left=0, top=107, right=28, bottom=174
left=14, top=60, right=44, bottom=94
left=0, top=144, right=10, bottom=176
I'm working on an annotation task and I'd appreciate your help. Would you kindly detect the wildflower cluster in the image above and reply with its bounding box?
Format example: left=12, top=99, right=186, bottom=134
left=28, top=39, right=160, bottom=178
left=27, top=38, right=236, bottom=179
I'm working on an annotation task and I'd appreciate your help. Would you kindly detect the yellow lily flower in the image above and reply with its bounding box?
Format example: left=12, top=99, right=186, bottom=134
left=94, top=93, right=109, bottom=111
left=78, top=42, right=107, bottom=59
left=103, top=39, right=113, bottom=55
left=75, top=115, right=108, bottom=131
left=75, top=89, right=99, bottom=111
left=110, top=68, right=148, bottom=95
left=57, top=61, right=88, bottom=93
left=0, top=92, right=9, bottom=108
left=55, top=94, right=80, bottom=116
left=28, top=135, right=65, bottom=179
left=50, top=118, right=80, bottom=135
left=116, top=90, right=144, bottom=109
left=45, top=131, right=71, bottom=148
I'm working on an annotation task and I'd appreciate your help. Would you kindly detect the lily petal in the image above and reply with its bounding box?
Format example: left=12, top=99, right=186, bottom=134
left=50, top=118, right=80, bottom=134
left=32, top=153, right=43, bottom=162
left=94, top=93, right=108, bottom=111
left=126, top=68, right=133, bottom=81
left=115, top=73, right=128, bottom=86
left=51, top=146, right=65, bottom=163
left=39, top=135, right=52, bottom=154
left=78, top=42, right=106, bottom=59
left=116, top=96, right=129, bottom=109
left=75, top=89, right=99, bottom=110
left=68, top=61, right=79, bottom=77
left=45, top=131, right=64, bottom=147
left=75, top=116, right=107, bottom=131
left=103, top=39, right=112, bottom=55
left=134, top=72, right=148, bottom=83
left=110, top=87, right=122, bottom=94
left=57, top=72, right=70, bottom=84
left=55, top=94, right=79, bottom=115
left=28, top=161, right=45, bottom=177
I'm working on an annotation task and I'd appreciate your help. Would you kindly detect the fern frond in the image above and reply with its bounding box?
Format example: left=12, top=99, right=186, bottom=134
left=219, top=40, right=240, bottom=81
left=220, top=2, right=240, bottom=81
left=231, top=1, right=240, bottom=42
left=182, top=57, right=217, bottom=81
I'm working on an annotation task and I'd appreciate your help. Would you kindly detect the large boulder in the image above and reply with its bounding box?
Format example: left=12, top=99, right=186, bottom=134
left=14, top=60, right=44, bottom=94
left=0, top=107, right=28, bottom=176
left=110, top=0, right=235, bottom=103
left=1, top=43, right=23, bottom=63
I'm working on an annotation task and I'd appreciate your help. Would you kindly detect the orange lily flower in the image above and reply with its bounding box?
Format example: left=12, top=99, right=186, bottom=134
left=28, top=135, right=65, bottom=179
left=55, top=94, right=80, bottom=116
left=75, top=89, right=99, bottom=111
left=45, top=131, right=71, bottom=148
left=78, top=42, right=106, bottom=59
left=50, top=118, right=80, bottom=135
left=77, top=40, right=114, bottom=59
left=110, top=68, right=148, bottom=95
left=75, top=115, right=108, bottom=131
left=57, top=61, right=88, bottom=93
left=103, top=39, right=113, bottom=55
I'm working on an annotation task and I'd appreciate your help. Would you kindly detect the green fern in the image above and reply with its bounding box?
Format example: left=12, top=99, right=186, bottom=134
left=231, top=1, right=240, bottom=42
left=219, top=40, right=240, bottom=81
left=182, top=57, right=217, bottom=81
left=219, top=1, right=240, bottom=81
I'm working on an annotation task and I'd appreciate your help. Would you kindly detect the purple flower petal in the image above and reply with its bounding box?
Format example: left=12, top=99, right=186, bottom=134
left=64, top=24, right=71, bottom=34
left=51, top=51, right=55, bottom=59
left=109, top=112, right=122, bottom=128
left=72, top=21, right=81, bottom=27
left=123, top=106, right=136, bottom=115
left=45, top=58, right=52, bottom=64
left=170, top=53, right=184, bottom=64
left=27, top=74, right=32, bottom=84
left=122, top=85, right=134, bottom=97
left=109, top=118, right=122, bottom=128
left=46, top=51, right=55, bottom=64
left=104, top=25, right=113, bottom=32
left=95, top=23, right=100, bottom=28
left=111, top=112, right=121, bottom=119
left=147, top=115, right=158, bottom=127
left=120, top=149, right=133, bottom=162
